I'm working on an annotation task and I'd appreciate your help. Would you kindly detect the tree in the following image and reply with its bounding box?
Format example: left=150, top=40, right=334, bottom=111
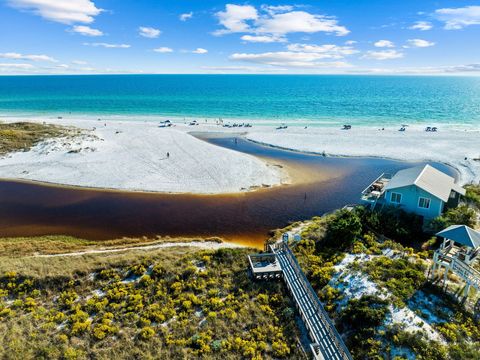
left=325, top=209, right=362, bottom=249
left=429, top=205, right=477, bottom=232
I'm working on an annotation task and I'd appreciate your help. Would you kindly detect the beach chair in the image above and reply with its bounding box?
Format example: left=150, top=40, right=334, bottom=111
left=425, top=127, right=431, bottom=132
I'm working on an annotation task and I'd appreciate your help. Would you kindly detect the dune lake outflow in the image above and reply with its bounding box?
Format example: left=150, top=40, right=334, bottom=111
left=0, top=134, right=455, bottom=248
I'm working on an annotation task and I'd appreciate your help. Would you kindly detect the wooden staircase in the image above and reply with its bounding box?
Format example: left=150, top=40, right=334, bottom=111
left=270, top=242, right=352, bottom=360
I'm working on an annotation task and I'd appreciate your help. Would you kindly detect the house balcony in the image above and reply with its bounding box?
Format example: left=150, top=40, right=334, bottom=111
left=360, top=173, right=392, bottom=205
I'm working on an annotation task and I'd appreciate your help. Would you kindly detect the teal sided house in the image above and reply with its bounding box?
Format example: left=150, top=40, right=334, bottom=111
left=361, top=164, right=465, bottom=220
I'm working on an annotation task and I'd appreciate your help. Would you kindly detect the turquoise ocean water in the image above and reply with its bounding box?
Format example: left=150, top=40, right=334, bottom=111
left=0, top=75, right=479, bottom=126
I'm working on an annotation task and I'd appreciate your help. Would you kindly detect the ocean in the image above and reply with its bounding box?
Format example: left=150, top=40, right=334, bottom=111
left=0, top=75, right=479, bottom=126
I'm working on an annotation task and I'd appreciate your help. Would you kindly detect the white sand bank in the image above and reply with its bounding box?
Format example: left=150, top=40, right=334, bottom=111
left=0, top=118, right=284, bottom=194
left=245, top=125, right=480, bottom=184
left=1, top=116, right=478, bottom=193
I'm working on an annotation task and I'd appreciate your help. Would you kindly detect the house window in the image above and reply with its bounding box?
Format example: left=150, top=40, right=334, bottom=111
left=390, top=192, right=402, bottom=204
left=418, top=197, right=431, bottom=209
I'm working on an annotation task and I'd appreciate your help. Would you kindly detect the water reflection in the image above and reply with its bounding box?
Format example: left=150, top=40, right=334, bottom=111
left=0, top=135, right=455, bottom=248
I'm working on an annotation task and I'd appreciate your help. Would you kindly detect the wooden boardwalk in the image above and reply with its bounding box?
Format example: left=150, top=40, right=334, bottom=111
left=251, top=242, right=352, bottom=360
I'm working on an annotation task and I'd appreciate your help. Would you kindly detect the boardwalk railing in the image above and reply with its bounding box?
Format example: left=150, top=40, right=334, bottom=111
left=270, top=242, right=352, bottom=360
left=434, top=251, right=480, bottom=291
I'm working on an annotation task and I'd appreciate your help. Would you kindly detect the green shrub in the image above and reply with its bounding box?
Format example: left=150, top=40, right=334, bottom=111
left=138, top=326, right=155, bottom=340
left=360, top=206, right=424, bottom=244
left=324, top=209, right=362, bottom=249
left=360, top=257, right=425, bottom=303
left=429, top=205, right=477, bottom=232
left=464, top=185, right=480, bottom=209
left=339, top=295, right=389, bottom=359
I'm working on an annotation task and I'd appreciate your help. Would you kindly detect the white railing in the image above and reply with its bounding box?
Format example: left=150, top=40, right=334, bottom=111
left=360, top=172, right=392, bottom=196
left=434, top=251, right=480, bottom=290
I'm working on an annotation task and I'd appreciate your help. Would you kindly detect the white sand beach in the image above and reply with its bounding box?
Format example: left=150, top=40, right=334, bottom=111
left=0, top=117, right=285, bottom=194
left=246, top=125, right=480, bottom=184
left=0, top=116, right=478, bottom=193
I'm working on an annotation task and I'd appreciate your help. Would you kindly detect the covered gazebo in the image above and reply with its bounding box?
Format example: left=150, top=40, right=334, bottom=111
left=436, top=225, right=480, bottom=264
left=432, top=225, right=480, bottom=297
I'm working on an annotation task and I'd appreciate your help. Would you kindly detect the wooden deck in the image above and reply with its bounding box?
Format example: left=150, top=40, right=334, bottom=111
left=249, top=243, right=352, bottom=360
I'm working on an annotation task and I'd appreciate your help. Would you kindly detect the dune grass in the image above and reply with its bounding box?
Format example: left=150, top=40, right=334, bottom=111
left=0, top=234, right=224, bottom=258
left=0, top=246, right=302, bottom=359
left=0, top=121, right=75, bottom=155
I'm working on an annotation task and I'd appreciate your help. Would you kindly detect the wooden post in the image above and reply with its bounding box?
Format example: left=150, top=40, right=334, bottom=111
left=431, top=252, right=437, bottom=280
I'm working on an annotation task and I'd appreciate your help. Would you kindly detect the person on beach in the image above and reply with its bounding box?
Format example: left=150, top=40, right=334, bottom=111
left=167, top=152, right=170, bottom=158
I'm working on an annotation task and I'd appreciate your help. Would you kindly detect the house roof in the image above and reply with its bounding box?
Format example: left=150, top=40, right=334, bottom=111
left=436, top=225, right=480, bottom=249
left=384, top=164, right=466, bottom=202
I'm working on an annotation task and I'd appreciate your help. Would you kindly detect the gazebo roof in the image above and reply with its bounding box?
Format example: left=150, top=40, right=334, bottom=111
left=436, top=225, right=480, bottom=249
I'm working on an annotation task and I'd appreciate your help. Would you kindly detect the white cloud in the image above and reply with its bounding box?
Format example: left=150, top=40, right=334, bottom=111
left=409, top=21, right=433, bottom=31
left=240, top=34, right=286, bottom=43
left=153, top=47, right=173, bottom=53
left=230, top=41, right=357, bottom=68
left=72, top=60, right=87, bottom=65
left=192, top=48, right=208, bottom=54
left=214, top=4, right=349, bottom=38
left=202, top=65, right=287, bottom=72
left=139, top=26, right=161, bottom=38
left=214, top=4, right=258, bottom=35
left=286, top=43, right=358, bottom=57
left=71, top=25, right=103, bottom=36
left=405, top=39, right=435, bottom=48
left=180, top=12, right=193, bottom=21
left=345, top=40, right=357, bottom=45
left=261, top=5, right=294, bottom=15
left=434, top=6, right=480, bottom=29
left=374, top=40, right=394, bottom=48
left=7, top=0, right=103, bottom=24
left=350, top=63, right=480, bottom=75
left=256, top=11, right=349, bottom=36
left=444, top=63, right=480, bottom=73
left=0, top=52, right=57, bottom=62
left=0, top=63, right=35, bottom=69
left=362, top=50, right=404, bottom=60
left=230, top=51, right=352, bottom=68
left=83, top=42, right=130, bottom=48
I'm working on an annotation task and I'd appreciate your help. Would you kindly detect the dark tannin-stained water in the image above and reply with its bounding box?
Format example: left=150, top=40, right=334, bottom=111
left=0, top=134, right=455, bottom=248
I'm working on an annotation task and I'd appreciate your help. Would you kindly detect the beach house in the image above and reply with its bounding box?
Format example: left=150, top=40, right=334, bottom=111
left=361, top=164, right=465, bottom=220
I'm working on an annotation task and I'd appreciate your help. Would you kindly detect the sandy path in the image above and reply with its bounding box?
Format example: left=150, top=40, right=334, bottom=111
left=33, top=241, right=243, bottom=258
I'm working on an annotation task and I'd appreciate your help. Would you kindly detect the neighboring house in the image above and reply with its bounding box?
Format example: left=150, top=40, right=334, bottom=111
left=361, top=164, right=465, bottom=220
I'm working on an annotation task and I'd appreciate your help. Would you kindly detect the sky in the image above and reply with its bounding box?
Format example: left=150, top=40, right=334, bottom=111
left=0, top=0, right=480, bottom=75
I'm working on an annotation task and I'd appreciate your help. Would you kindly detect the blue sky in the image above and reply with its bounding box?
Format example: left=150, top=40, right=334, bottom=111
left=0, top=0, right=480, bottom=74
